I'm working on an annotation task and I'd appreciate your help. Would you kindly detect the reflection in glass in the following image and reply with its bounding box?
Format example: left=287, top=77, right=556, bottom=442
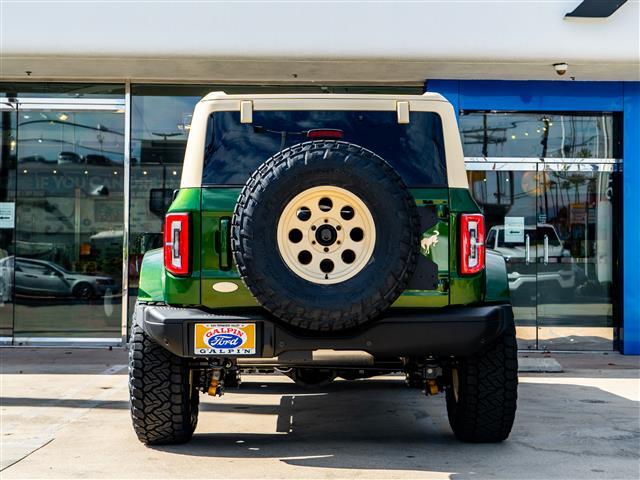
left=12, top=257, right=116, bottom=298
left=128, top=92, right=197, bottom=310
left=536, top=167, right=617, bottom=351
left=469, top=169, right=538, bottom=349
left=0, top=106, right=17, bottom=340
left=0, top=82, right=124, bottom=98
left=203, top=110, right=447, bottom=187
left=468, top=167, right=617, bottom=350
left=13, top=108, right=124, bottom=339
left=460, top=112, right=621, bottom=159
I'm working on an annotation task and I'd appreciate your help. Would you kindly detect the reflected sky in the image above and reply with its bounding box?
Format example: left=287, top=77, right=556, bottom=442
left=460, top=113, right=620, bottom=159
left=203, top=110, right=447, bottom=187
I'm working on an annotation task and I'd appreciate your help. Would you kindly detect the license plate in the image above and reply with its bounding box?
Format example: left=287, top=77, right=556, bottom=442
left=194, top=323, right=256, bottom=355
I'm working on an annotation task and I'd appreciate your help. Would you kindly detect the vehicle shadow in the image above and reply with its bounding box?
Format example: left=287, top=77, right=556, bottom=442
left=148, top=377, right=640, bottom=478
left=156, top=378, right=465, bottom=472
left=2, top=373, right=638, bottom=478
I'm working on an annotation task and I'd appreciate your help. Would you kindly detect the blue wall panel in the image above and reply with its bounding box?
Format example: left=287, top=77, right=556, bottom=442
left=622, top=82, right=640, bottom=354
left=427, top=80, right=624, bottom=112
left=426, top=79, right=640, bottom=354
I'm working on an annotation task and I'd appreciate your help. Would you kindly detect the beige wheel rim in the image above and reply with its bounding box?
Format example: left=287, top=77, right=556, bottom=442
left=277, top=185, right=376, bottom=285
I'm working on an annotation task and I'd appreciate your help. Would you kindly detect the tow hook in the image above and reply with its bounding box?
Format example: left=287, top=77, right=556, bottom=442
left=207, top=371, right=223, bottom=396
left=203, top=359, right=241, bottom=397
left=423, top=364, right=443, bottom=396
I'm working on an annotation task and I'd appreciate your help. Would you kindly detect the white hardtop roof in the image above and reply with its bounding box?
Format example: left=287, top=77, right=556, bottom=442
left=181, top=89, right=468, bottom=190
left=200, top=91, right=447, bottom=104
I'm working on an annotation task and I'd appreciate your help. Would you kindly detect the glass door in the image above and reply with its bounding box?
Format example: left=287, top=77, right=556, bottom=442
left=536, top=163, right=617, bottom=350
left=12, top=101, right=125, bottom=344
left=468, top=161, right=617, bottom=350
left=0, top=102, right=17, bottom=343
left=468, top=163, right=539, bottom=349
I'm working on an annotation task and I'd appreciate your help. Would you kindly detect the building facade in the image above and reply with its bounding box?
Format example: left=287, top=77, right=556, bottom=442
left=0, top=1, right=638, bottom=353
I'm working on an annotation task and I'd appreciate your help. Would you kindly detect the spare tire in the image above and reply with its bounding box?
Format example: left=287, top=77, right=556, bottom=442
left=232, top=140, right=420, bottom=331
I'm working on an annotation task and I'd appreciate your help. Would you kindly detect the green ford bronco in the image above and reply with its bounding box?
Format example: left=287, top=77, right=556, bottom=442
left=128, top=92, right=518, bottom=445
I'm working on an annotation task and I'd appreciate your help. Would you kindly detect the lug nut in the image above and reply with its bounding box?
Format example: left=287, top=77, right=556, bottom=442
left=324, top=247, right=329, bottom=252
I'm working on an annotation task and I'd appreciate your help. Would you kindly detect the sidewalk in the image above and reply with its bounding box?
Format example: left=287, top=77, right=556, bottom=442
left=1, top=348, right=639, bottom=479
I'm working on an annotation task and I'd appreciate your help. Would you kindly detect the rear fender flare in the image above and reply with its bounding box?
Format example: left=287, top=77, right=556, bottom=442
left=137, top=248, right=165, bottom=303
left=484, top=250, right=510, bottom=303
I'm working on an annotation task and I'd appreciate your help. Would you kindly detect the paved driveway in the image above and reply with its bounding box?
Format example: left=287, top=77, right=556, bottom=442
left=1, top=349, right=639, bottom=479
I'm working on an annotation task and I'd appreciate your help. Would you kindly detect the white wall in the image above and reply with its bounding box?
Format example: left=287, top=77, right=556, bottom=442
left=1, top=0, right=638, bottom=82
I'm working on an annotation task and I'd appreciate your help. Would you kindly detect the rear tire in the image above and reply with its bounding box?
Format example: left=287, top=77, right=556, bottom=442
left=128, top=304, right=199, bottom=445
left=445, top=323, right=518, bottom=442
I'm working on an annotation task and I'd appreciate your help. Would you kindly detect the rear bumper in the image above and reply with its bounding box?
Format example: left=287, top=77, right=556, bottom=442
left=136, top=303, right=514, bottom=359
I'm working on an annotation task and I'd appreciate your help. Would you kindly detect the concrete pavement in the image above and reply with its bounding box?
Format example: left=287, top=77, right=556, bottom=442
left=1, top=348, right=639, bottom=479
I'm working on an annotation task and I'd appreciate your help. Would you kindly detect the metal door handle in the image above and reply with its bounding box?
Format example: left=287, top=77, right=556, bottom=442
left=543, top=234, right=549, bottom=265
left=525, top=234, right=530, bottom=265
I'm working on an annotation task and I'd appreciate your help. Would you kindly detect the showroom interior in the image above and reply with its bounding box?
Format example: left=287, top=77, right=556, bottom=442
left=0, top=80, right=638, bottom=353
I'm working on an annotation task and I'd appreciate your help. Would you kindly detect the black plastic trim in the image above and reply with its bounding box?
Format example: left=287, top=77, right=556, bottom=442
left=138, top=304, right=513, bottom=360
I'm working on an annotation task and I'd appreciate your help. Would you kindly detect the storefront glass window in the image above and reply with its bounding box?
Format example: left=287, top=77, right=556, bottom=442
left=128, top=86, right=207, bottom=310
left=0, top=105, right=17, bottom=341
left=459, top=112, right=622, bottom=159
left=12, top=107, right=125, bottom=340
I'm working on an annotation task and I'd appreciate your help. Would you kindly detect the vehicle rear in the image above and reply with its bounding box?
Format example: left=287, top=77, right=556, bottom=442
left=162, top=94, right=488, bottom=314
left=130, top=93, right=517, bottom=446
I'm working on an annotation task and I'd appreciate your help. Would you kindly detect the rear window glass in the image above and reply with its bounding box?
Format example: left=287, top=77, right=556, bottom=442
left=202, top=110, right=447, bottom=187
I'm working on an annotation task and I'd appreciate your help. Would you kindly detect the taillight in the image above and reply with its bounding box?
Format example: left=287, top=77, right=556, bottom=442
left=164, top=213, right=191, bottom=276
left=459, top=213, right=485, bottom=275
left=307, top=129, right=344, bottom=139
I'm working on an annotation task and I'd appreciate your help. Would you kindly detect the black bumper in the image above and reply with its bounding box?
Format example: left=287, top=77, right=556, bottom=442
left=137, top=303, right=513, bottom=359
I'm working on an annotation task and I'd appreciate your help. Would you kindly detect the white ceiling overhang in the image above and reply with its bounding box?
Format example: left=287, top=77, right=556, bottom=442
left=1, top=1, right=638, bottom=82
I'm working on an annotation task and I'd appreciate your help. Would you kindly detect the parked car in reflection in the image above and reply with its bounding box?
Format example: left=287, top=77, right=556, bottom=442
left=0, top=256, right=116, bottom=300
left=57, top=151, right=83, bottom=164
left=84, top=154, right=112, bottom=165
left=486, top=224, right=578, bottom=296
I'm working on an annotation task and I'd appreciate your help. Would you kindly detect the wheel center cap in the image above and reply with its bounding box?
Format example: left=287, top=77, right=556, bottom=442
left=316, top=224, right=337, bottom=246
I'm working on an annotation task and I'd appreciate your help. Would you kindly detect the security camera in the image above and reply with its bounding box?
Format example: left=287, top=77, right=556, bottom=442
left=553, top=63, right=569, bottom=76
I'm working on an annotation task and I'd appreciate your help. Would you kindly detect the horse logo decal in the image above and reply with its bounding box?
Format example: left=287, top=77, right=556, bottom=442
left=420, top=230, right=440, bottom=255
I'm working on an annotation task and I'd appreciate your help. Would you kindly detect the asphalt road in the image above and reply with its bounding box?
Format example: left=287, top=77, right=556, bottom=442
left=1, top=348, right=639, bottom=479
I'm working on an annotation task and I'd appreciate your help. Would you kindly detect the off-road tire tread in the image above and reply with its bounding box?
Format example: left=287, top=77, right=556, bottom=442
left=446, top=323, right=518, bottom=442
left=232, top=140, right=420, bottom=331
left=129, top=301, right=198, bottom=445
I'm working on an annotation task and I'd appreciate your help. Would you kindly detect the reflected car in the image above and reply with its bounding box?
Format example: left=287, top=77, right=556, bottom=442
left=84, top=154, right=112, bottom=165
left=486, top=224, right=576, bottom=295
left=0, top=256, right=116, bottom=300
left=57, top=151, right=83, bottom=164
